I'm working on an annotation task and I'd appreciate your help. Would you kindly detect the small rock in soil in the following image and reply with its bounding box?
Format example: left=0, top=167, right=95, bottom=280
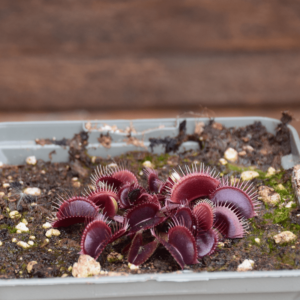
left=273, top=231, right=297, bottom=244
left=258, top=186, right=281, bottom=206
left=241, top=171, right=259, bottom=181
left=27, top=261, right=38, bottom=273
left=24, top=187, right=41, bottom=196
left=72, top=255, right=101, bottom=278
left=224, top=148, right=238, bottom=162
left=237, top=259, right=254, bottom=272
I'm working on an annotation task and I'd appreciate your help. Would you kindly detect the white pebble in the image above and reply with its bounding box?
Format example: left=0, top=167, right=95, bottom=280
left=9, top=211, right=21, bottom=219
left=241, top=171, right=259, bottom=181
left=224, top=148, right=238, bottom=162
left=42, top=222, right=52, bottom=229
left=72, top=181, right=81, bottom=188
left=24, top=187, right=41, bottom=196
left=237, top=259, right=254, bottom=272
left=17, top=241, right=30, bottom=249
left=219, top=158, right=228, bottom=165
left=72, top=255, right=101, bottom=278
left=128, top=263, right=139, bottom=270
left=142, top=161, right=154, bottom=168
left=26, top=156, right=37, bottom=165
left=72, top=177, right=78, bottom=182
left=21, top=218, right=28, bottom=225
left=238, top=150, right=247, bottom=157
left=48, top=249, right=52, bottom=252
left=217, top=242, right=225, bottom=248
left=15, top=222, right=29, bottom=233
left=2, top=183, right=10, bottom=188
left=266, top=167, right=276, bottom=177
left=0, top=241, right=3, bottom=246
left=243, top=145, right=254, bottom=153
left=107, top=163, right=118, bottom=168
left=276, top=184, right=286, bottom=191
left=28, top=241, right=34, bottom=246
left=285, top=201, right=295, bottom=208
left=29, top=236, right=36, bottom=240
left=273, top=231, right=297, bottom=244
left=45, top=229, right=61, bottom=238
left=254, top=238, right=261, bottom=244
left=16, top=230, right=22, bottom=234
left=258, top=186, right=281, bottom=206
left=12, top=238, right=17, bottom=243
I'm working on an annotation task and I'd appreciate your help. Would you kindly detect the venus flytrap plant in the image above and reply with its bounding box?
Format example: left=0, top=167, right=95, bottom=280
left=52, top=162, right=259, bottom=270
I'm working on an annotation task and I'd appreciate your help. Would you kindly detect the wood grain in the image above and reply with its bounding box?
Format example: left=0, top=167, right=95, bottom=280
left=1, top=0, right=300, bottom=110
left=1, top=0, right=300, bottom=56
left=1, top=53, right=300, bottom=110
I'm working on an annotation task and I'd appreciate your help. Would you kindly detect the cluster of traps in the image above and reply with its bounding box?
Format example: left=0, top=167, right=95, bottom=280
left=50, top=163, right=259, bottom=269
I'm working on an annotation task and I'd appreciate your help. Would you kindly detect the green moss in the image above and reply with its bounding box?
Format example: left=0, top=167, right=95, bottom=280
left=266, top=238, right=277, bottom=253
left=157, top=153, right=169, bottom=162
left=273, top=208, right=290, bottom=224
left=143, top=155, right=154, bottom=162
left=182, top=158, right=191, bottom=163
left=263, top=213, right=273, bottom=220
left=281, top=254, right=295, bottom=266
left=226, top=164, right=247, bottom=173
left=290, top=223, right=300, bottom=231
left=8, top=226, right=17, bottom=234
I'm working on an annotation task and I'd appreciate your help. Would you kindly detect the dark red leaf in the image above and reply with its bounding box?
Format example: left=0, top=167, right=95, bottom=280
left=193, top=201, right=214, bottom=231
left=80, top=217, right=112, bottom=259
left=151, top=229, right=185, bottom=270
left=174, top=207, right=195, bottom=232
left=213, top=204, right=246, bottom=239
left=128, top=231, right=159, bottom=265
left=210, top=185, right=257, bottom=219
left=169, top=169, right=220, bottom=204
left=53, top=197, right=98, bottom=228
left=96, top=177, right=123, bottom=190
left=113, top=169, right=138, bottom=185
left=88, top=189, right=118, bottom=217
left=144, top=168, right=163, bottom=193
left=168, top=225, right=198, bottom=265
left=196, top=228, right=218, bottom=258
left=126, top=202, right=165, bottom=233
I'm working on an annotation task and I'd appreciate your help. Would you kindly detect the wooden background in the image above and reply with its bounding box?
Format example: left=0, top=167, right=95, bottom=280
left=1, top=0, right=300, bottom=111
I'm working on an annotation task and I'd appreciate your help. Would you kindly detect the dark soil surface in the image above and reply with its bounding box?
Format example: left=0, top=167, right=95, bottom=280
left=0, top=114, right=299, bottom=279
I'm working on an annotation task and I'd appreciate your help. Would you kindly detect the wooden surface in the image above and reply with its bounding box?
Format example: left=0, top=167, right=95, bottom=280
left=1, top=0, right=300, bottom=110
